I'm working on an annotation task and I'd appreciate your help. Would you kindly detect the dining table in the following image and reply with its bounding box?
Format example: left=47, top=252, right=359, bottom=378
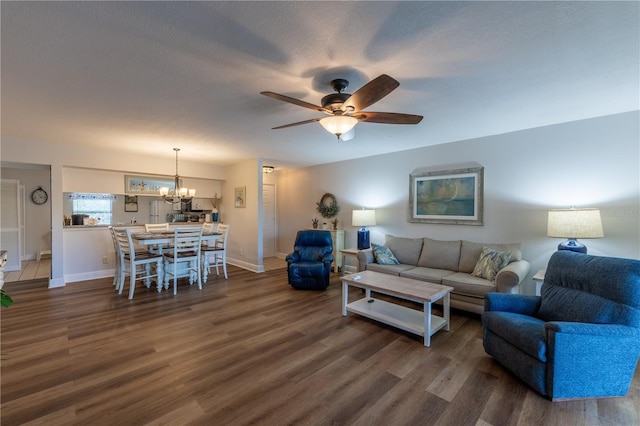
left=131, top=229, right=222, bottom=291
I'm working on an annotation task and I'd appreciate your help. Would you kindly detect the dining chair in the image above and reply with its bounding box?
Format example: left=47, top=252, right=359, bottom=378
left=163, top=227, right=204, bottom=295
left=144, top=223, right=170, bottom=253
left=203, top=222, right=218, bottom=233
left=201, top=224, right=230, bottom=281
left=145, top=223, right=169, bottom=232
left=114, top=228, right=164, bottom=299
left=108, top=226, right=122, bottom=290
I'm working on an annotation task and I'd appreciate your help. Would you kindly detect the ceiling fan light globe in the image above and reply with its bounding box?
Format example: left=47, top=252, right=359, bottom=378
left=319, top=116, right=358, bottom=137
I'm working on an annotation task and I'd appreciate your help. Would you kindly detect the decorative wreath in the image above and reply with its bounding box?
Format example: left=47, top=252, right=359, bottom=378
left=316, top=193, right=340, bottom=218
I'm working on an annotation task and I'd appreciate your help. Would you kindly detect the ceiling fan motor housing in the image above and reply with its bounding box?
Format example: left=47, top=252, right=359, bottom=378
left=321, top=92, right=350, bottom=111
left=321, top=78, right=351, bottom=111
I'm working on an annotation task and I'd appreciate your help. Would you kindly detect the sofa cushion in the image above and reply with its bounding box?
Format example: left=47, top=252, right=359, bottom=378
left=365, top=263, right=415, bottom=276
left=385, top=235, right=423, bottom=265
left=417, top=238, right=461, bottom=271
left=471, top=247, right=512, bottom=281
left=459, top=241, right=522, bottom=273
left=399, top=267, right=456, bottom=284
left=442, top=272, right=496, bottom=297
left=371, top=243, right=400, bottom=265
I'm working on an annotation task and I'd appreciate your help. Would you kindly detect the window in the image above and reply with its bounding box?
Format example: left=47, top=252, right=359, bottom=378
left=70, top=194, right=114, bottom=225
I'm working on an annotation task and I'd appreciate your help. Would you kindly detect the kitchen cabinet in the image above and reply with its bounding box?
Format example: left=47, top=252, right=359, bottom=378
left=190, top=198, right=214, bottom=211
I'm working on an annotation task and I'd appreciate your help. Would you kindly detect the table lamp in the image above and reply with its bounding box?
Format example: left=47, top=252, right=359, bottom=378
left=352, top=209, right=376, bottom=250
left=547, top=208, right=603, bottom=254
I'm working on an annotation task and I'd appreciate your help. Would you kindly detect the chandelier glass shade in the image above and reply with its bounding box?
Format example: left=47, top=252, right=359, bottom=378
left=319, top=115, right=358, bottom=138
left=159, top=148, right=195, bottom=204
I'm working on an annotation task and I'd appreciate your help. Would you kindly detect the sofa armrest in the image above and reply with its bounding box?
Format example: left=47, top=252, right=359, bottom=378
left=495, top=260, right=531, bottom=293
left=484, top=292, right=541, bottom=315
left=356, top=248, right=374, bottom=272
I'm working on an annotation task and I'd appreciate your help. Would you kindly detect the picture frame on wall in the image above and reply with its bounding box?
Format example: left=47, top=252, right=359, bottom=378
left=124, top=195, right=138, bottom=212
left=409, top=165, right=484, bottom=225
left=234, top=186, right=246, bottom=208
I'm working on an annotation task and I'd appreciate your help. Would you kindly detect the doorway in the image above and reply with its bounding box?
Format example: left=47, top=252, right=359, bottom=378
left=262, top=184, right=276, bottom=258
left=0, top=179, right=22, bottom=271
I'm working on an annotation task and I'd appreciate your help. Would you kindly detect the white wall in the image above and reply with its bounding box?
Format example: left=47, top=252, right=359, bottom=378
left=223, top=159, right=262, bottom=271
left=276, top=112, right=640, bottom=294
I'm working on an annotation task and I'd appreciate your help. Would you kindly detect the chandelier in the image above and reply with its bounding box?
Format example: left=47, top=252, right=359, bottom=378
left=159, top=148, right=195, bottom=204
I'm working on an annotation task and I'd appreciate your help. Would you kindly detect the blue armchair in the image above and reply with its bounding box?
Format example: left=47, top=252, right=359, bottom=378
left=482, top=251, right=640, bottom=400
left=286, top=230, right=334, bottom=290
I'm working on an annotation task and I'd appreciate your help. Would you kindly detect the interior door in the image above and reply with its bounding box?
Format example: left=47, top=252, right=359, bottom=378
left=1, top=179, right=22, bottom=271
left=262, top=184, right=276, bottom=258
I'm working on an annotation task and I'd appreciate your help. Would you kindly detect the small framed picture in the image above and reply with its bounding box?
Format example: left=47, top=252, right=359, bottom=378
left=124, top=195, right=138, bottom=212
left=234, top=186, right=246, bottom=208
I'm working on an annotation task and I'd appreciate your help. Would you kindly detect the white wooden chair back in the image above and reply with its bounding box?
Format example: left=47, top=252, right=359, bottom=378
left=163, top=227, right=204, bottom=295
left=215, top=224, right=230, bottom=249
left=145, top=223, right=169, bottom=233
left=203, top=222, right=218, bottom=233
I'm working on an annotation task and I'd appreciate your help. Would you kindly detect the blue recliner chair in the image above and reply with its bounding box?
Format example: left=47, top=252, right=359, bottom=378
left=482, top=251, right=640, bottom=400
left=286, top=230, right=333, bottom=290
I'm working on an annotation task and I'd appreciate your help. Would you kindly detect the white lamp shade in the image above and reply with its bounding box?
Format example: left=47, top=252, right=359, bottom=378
left=319, top=116, right=358, bottom=136
left=547, top=208, right=604, bottom=238
left=352, top=209, right=376, bottom=227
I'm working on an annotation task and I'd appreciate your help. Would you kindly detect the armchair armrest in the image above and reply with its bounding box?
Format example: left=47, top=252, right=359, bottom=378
left=496, top=260, right=531, bottom=293
left=545, top=322, right=640, bottom=338
left=285, top=252, right=300, bottom=264
left=545, top=322, right=640, bottom=398
left=356, top=248, right=374, bottom=272
left=484, top=292, right=541, bottom=315
left=321, top=254, right=334, bottom=263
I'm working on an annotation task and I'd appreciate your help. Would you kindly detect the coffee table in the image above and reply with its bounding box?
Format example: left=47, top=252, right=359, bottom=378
left=341, top=270, right=453, bottom=347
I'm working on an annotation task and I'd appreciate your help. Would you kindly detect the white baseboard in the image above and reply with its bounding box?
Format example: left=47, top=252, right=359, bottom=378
left=64, top=269, right=115, bottom=284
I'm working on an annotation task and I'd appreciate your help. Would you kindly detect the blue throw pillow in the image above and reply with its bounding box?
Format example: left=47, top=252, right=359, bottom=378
left=372, top=243, right=400, bottom=265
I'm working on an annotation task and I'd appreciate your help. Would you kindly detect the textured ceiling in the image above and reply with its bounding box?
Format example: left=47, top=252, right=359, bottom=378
left=2, top=1, right=638, bottom=169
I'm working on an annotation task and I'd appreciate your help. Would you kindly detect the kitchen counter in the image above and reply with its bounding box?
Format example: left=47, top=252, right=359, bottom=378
left=64, top=222, right=216, bottom=229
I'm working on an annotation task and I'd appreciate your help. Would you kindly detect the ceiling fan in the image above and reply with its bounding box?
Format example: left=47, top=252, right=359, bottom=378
left=261, top=74, right=423, bottom=139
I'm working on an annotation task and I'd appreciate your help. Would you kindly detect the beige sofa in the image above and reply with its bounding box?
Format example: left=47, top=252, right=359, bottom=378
left=356, top=235, right=531, bottom=314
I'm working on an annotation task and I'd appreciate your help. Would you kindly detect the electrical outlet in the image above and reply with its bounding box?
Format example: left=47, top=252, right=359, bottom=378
left=102, top=256, right=109, bottom=264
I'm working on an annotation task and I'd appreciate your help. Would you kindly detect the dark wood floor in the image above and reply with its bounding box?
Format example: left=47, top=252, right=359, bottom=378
left=2, top=267, right=639, bottom=425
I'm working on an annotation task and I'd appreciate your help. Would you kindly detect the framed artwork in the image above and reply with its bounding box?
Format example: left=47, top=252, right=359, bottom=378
left=125, top=175, right=178, bottom=195
left=124, top=195, right=138, bottom=212
left=409, top=165, right=484, bottom=225
left=234, top=186, right=246, bottom=208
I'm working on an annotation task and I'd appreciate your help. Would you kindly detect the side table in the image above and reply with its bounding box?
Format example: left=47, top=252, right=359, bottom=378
left=533, top=269, right=546, bottom=296
left=341, top=248, right=360, bottom=276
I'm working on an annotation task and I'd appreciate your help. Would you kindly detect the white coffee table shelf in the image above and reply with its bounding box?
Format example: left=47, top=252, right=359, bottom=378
left=341, top=270, right=453, bottom=347
left=346, top=298, right=448, bottom=338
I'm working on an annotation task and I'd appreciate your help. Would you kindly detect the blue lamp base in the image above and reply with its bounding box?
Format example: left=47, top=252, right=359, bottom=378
left=558, top=238, right=587, bottom=254
left=357, top=227, right=370, bottom=250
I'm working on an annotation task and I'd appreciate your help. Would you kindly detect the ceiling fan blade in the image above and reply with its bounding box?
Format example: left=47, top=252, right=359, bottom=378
left=261, top=91, right=329, bottom=113
left=355, top=112, right=423, bottom=125
left=271, top=117, right=322, bottom=129
left=342, top=74, right=399, bottom=112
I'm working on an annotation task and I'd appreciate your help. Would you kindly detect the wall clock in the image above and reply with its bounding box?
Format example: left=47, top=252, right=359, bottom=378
left=31, top=186, right=48, bottom=205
